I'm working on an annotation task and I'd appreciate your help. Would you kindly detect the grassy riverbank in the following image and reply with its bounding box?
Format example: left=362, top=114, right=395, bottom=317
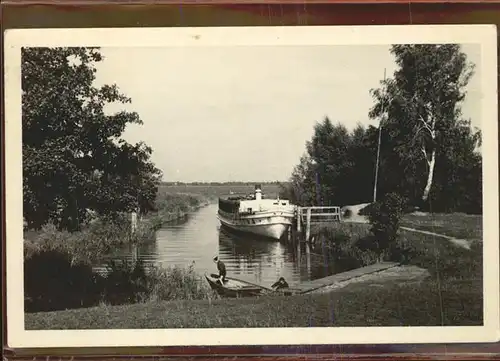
left=145, top=191, right=209, bottom=228
left=309, top=212, right=482, bottom=283
left=25, top=277, right=481, bottom=329
left=24, top=192, right=211, bottom=312
left=25, top=211, right=483, bottom=328
left=24, top=192, right=208, bottom=245
left=24, top=193, right=208, bottom=262
left=400, top=212, right=482, bottom=240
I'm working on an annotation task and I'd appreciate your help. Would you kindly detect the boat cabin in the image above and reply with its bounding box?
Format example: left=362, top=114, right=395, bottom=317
left=218, top=184, right=294, bottom=215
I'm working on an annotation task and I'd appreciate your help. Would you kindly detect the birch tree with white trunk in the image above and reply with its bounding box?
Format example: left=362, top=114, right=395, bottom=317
left=369, top=44, right=475, bottom=205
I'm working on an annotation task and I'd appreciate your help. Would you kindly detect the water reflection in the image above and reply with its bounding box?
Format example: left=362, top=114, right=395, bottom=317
left=106, top=204, right=343, bottom=287
left=217, top=227, right=304, bottom=286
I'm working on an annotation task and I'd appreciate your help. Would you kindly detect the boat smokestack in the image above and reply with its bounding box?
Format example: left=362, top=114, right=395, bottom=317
left=255, top=184, right=262, bottom=200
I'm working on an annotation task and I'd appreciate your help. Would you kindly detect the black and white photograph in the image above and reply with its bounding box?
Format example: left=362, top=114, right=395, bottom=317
left=5, top=25, right=499, bottom=348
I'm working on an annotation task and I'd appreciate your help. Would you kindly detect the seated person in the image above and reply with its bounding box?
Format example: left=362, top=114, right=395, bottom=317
left=271, top=277, right=289, bottom=290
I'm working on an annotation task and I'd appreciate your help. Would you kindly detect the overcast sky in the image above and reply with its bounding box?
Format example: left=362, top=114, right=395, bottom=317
left=94, top=44, right=481, bottom=183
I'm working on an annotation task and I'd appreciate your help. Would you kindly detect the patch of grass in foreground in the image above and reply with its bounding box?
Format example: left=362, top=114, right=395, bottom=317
left=25, top=278, right=482, bottom=329
left=401, top=213, right=482, bottom=240
left=398, top=229, right=482, bottom=281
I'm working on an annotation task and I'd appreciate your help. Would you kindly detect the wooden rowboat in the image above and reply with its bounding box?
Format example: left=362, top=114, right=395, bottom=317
left=204, top=273, right=302, bottom=298
left=205, top=273, right=269, bottom=298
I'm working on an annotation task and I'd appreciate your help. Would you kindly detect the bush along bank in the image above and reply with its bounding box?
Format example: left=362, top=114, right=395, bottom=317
left=24, top=246, right=216, bottom=313
left=309, top=192, right=482, bottom=289
left=145, top=192, right=209, bottom=230
left=24, top=192, right=212, bottom=313
left=308, top=194, right=409, bottom=273
left=24, top=192, right=209, bottom=250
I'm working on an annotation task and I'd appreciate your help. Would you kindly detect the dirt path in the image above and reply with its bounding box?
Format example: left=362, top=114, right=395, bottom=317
left=341, top=203, right=370, bottom=224
left=400, top=226, right=472, bottom=250
left=340, top=203, right=472, bottom=250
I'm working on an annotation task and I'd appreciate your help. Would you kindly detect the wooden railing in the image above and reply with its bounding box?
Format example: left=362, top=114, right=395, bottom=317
left=296, top=206, right=342, bottom=242
left=299, top=206, right=342, bottom=222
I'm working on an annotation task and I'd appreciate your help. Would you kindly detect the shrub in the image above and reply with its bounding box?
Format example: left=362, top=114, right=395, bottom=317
left=154, top=192, right=205, bottom=215
left=26, top=222, right=118, bottom=264
left=147, top=263, right=215, bottom=301
left=129, top=221, right=157, bottom=244
left=26, top=216, right=158, bottom=266
left=101, top=259, right=215, bottom=304
left=24, top=248, right=103, bottom=312
left=367, top=192, right=408, bottom=261
left=24, top=247, right=215, bottom=312
left=386, top=234, right=421, bottom=265
left=313, top=226, right=352, bottom=245
left=145, top=214, right=165, bottom=231
left=312, top=225, right=379, bottom=272
left=102, top=258, right=150, bottom=305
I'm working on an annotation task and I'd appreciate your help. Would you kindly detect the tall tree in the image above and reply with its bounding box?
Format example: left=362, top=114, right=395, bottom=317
left=346, top=124, right=378, bottom=204
left=22, top=47, right=162, bottom=230
left=283, top=118, right=378, bottom=207
left=279, top=153, right=316, bottom=206
left=369, top=45, right=476, bottom=205
left=306, top=117, right=354, bottom=205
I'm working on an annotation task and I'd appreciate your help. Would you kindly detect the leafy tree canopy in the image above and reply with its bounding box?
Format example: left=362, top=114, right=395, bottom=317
left=282, top=44, right=482, bottom=214
left=369, top=44, right=480, bottom=207
left=23, top=47, right=162, bottom=230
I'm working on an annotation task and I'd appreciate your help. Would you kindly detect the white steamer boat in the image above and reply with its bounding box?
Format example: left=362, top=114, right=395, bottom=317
left=217, top=185, right=296, bottom=240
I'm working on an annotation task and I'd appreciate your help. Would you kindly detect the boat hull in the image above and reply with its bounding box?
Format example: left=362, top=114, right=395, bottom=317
left=218, top=213, right=293, bottom=240
left=205, top=273, right=302, bottom=298
left=217, top=188, right=296, bottom=240
left=204, top=273, right=268, bottom=298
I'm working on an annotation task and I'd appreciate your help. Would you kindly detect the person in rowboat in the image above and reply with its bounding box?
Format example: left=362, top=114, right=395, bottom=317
left=213, top=256, right=227, bottom=284
left=271, top=277, right=289, bottom=291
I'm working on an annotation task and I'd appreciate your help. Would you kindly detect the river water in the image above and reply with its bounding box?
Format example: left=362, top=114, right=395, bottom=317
left=113, top=204, right=335, bottom=287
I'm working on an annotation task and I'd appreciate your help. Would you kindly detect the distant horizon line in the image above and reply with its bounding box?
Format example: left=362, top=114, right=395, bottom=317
left=160, top=180, right=289, bottom=185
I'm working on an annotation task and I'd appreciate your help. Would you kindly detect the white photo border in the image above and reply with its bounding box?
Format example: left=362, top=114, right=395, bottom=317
left=5, top=24, right=499, bottom=348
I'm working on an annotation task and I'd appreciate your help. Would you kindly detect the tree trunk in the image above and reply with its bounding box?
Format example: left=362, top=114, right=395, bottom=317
left=422, top=148, right=436, bottom=202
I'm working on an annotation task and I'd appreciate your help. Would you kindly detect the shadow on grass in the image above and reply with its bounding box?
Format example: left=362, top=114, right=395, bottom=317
left=24, top=248, right=215, bottom=313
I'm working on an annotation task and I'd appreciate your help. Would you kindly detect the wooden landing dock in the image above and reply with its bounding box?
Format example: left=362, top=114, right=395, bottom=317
left=297, top=262, right=399, bottom=294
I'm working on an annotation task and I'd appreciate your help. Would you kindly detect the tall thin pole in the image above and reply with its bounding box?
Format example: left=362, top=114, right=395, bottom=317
left=373, top=68, right=386, bottom=203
